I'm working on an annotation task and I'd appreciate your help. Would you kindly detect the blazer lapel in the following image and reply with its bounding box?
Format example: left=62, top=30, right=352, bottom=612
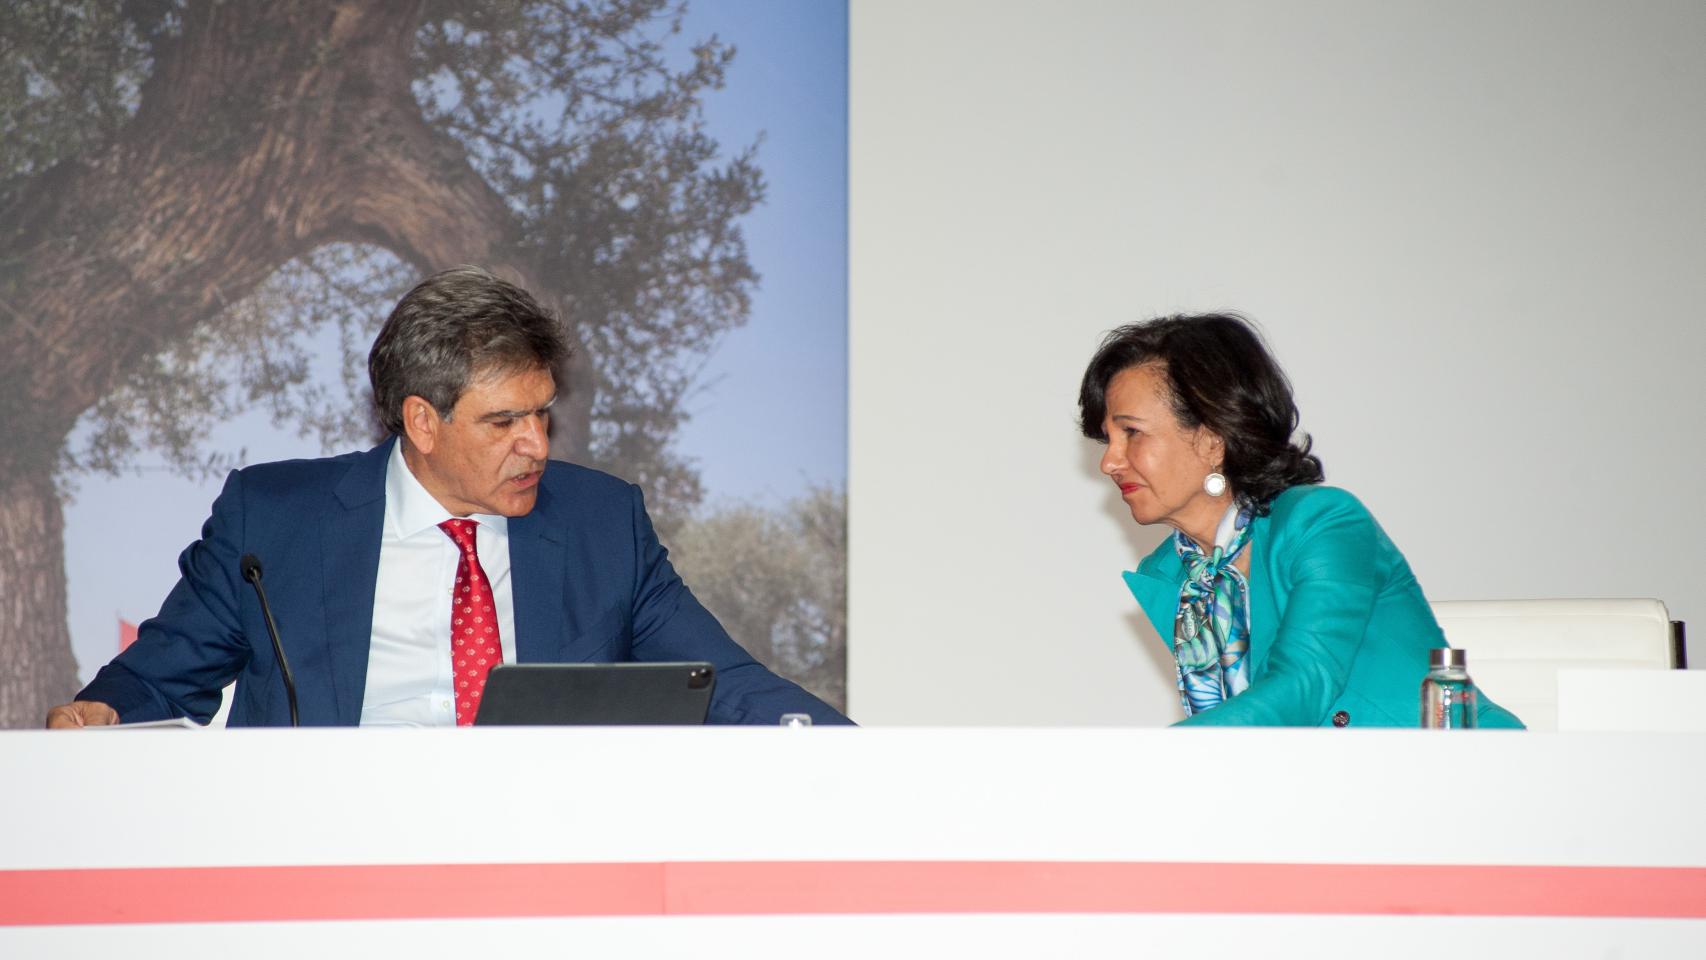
left=1243, top=512, right=1281, bottom=676
left=319, top=439, right=390, bottom=725
left=1124, top=548, right=1183, bottom=652
left=509, top=480, right=567, bottom=664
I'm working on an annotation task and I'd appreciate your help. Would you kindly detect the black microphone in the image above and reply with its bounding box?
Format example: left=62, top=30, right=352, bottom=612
left=240, top=553, right=300, bottom=727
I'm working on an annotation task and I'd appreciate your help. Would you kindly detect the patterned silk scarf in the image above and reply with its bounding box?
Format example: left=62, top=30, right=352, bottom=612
left=1171, top=505, right=1254, bottom=717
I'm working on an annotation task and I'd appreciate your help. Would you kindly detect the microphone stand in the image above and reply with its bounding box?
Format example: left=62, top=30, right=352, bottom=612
left=240, top=554, right=300, bottom=727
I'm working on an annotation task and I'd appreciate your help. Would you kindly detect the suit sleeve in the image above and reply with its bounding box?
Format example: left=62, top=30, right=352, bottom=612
left=1175, top=489, right=1380, bottom=727
left=625, top=485, right=853, bottom=725
left=76, top=470, right=253, bottom=724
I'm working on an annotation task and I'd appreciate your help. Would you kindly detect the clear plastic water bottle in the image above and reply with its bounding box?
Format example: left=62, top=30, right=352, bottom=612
left=1420, top=647, right=1478, bottom=729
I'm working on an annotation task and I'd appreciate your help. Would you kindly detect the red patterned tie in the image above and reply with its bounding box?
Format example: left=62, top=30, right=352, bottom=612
left=439, top=519, right=503, bottom=725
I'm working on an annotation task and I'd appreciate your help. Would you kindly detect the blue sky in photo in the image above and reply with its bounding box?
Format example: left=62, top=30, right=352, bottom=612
left=669, top=0, right=849, bottom=505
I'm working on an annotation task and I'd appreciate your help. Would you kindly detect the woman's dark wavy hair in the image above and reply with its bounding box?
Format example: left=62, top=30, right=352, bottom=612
left=1077, top=312, right=1324, bottom=514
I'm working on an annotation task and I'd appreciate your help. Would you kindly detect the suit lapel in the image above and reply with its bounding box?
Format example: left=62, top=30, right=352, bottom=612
left=319, top=439, right=391, bottom=725
left=509, top=479, right=567, bottom=663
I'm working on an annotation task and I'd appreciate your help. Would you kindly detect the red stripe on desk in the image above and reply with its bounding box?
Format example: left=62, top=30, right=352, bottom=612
left=0, top=863, right=665, bottom=925
left=670, top=862, right=1706, bottom=918
left=3, top=861, right=1704, bottom=926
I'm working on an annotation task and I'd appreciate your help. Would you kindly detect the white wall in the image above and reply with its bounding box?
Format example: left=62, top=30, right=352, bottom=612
left=848, top=0, right=1706, bottom=724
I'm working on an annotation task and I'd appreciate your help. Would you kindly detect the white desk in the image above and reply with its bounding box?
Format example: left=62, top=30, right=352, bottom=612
left=3, top=727, right=1703, bottom=958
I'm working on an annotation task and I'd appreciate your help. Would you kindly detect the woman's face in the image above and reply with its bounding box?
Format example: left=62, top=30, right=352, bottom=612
left=1098, top=364, right=1225, bottom=533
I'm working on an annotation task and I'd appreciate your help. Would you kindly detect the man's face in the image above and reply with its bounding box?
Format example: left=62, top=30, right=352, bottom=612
left=404, top=365, right=556, bottom=517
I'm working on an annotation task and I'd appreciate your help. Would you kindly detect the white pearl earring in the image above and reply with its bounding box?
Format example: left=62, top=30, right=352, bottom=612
left=1203, top=472, right=1228, bottom=497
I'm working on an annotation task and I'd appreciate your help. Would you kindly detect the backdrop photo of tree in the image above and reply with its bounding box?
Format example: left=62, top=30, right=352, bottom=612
left=0, top=0, right=848, bottom=727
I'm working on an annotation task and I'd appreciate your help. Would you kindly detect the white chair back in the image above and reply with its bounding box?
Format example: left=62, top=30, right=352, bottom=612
left=1428, top=598, right=1678, bottom=732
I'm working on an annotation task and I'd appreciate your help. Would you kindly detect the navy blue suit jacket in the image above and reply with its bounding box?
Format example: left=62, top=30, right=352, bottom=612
left=79, top=439, right=850, bottom=726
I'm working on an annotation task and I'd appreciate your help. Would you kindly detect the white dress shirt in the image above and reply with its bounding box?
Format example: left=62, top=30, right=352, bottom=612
left=359, top=441, right=518, bottom=726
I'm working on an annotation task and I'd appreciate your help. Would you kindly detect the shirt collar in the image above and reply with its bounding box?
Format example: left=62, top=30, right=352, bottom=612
left=384, top=439, right=510, bottom=541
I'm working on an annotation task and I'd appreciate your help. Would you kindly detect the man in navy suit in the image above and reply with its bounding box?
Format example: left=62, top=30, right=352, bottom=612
left=48, top=267, right=849, bottom=727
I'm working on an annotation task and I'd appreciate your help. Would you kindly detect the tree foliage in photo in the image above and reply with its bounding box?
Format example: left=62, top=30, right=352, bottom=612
left=668, top=487, right=847, bottom=711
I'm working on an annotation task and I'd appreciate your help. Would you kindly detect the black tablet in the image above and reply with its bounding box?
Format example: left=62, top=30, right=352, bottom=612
left=473, top=662, right=716, bottom=726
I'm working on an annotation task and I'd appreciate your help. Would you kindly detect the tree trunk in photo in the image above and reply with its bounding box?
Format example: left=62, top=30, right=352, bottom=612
left=0, top=469, right=80, bottom=728
left=0, top=0, right=587, bottom=724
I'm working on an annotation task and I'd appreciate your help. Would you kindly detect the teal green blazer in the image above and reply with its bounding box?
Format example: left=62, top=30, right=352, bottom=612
left=1123, top=485, right=1522, bottom=728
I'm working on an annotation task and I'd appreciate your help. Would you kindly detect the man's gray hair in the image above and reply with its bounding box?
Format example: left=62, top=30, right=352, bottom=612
left=367, top=266, right=569, bottom=434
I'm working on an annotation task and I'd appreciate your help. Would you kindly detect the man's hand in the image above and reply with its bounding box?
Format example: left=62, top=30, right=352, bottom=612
left=46, top=701, right=120, bottom=728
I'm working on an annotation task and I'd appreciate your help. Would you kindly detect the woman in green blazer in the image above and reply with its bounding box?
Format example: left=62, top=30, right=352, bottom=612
left=1078, top=314, right=1520, bottom=728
